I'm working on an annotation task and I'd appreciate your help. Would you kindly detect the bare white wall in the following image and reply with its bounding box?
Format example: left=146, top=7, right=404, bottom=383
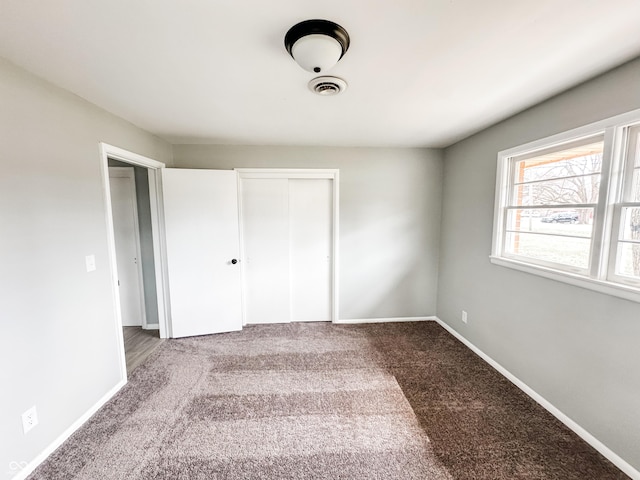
left=172, top=145, right=444, bottom=320
left=0, top=57, right=172, bottom=476
left=438, top=57, right=640, bottom=471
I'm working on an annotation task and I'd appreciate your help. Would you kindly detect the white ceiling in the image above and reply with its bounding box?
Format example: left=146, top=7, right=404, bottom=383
left=1, top=1, right=640, bottom=148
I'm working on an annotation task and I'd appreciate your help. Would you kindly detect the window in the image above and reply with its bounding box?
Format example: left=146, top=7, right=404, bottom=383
left=491, top=109, right=640, bottom=302
left=609, top=125, right=640, bottom=286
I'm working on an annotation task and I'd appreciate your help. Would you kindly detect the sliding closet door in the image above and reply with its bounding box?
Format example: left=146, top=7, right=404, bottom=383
left=240, top=175, right=334, bottom=324
left=241, top=178, right=291, bottom=324
left=289, top=179, right=332, bottom=322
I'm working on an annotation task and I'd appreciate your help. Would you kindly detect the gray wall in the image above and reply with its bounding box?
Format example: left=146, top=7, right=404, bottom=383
left=0, top=57, right=172, bottom=475
left=172, top=145, right=444, bottom=320
left=438, top=57, right=640, bottom=470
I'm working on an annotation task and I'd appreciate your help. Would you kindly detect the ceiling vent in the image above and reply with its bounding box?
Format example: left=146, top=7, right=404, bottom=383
left=308, top=76, right=348, bottom=96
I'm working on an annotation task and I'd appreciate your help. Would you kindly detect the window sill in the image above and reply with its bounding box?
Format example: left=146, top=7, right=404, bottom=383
left=489, top=256, right=640, bottom=304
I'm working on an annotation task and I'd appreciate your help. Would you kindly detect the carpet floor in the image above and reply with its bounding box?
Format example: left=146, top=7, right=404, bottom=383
left=28, top=322, right=628, bottom=479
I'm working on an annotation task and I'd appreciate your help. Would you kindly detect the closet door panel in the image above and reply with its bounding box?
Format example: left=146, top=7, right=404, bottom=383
left=289, top=179, right=333, bottom=322
left=241, top=178, right=291, bottom=324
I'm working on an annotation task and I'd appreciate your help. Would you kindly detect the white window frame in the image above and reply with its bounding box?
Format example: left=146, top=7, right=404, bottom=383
left=491, top=108, right=640, bottom=304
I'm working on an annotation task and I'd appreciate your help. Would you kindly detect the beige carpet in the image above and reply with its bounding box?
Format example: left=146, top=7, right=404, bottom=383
left=28, top=322, right=628, bottom=479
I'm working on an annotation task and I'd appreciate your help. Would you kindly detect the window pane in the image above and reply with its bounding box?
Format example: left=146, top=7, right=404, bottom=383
left=505, top=231, right=591, bottom=269
left=619, top=206, right=640, bottom=242
left=515, top=141, right=603, bottom=183
left=505, top=138, right=603, bottom=273
left=612, top=127, right=640, bottom=283
left=614, top=243, right=640, bottom=280
left=507, top=208, right=593, bottom=237
left=512, top=175, right=600, bottom=206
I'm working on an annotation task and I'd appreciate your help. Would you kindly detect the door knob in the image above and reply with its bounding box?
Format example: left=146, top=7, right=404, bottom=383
left=231, top=259, right=238, bottom=265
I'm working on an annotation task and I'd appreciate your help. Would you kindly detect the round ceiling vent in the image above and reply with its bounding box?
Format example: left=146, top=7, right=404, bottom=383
left=308, top=76, right=348, bottom=96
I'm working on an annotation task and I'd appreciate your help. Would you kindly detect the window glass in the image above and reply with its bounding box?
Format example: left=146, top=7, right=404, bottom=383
left=515, top=141, right=603, bottom=183
left=505, top=231, right=591, bottom=269
left=615, top=243, right=640, bottom=280
left=505, top=208, right=593, bottom=269
left=512, top=175, right=600, bottom=207
left=619, top=207, right=640, bottom=241
left=613, top=206, right=640, bottom=280
left=633, top=169, right=640, bottom=201
left=503, top=138, right=603, bottom=272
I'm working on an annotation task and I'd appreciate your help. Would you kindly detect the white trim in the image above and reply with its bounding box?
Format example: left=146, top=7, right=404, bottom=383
left=147, top=168, right=171, bottom=338
left=101, top=144, right=166, bottom=169
left=334, top=316, right=436, bottom=324
left=98, top=148, right=128, bottom=382
left=235, top=173, right=248, bottom=327
left=99, top=143, right=170, bottom=339
left=12, top=379, right=127, bottom=480
left=433, top=317, right=640, bottom=480
left=592, top=127, right=619, bottom=279
left=235, top=168, right=339, bottom=179
left=332, top=170, right=340, bottom=323
left=143, top=323, right=159, bottom=330
left=236, top=168, right=340, bottom=323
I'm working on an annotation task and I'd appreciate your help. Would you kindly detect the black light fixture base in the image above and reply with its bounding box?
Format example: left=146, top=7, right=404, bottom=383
left=284, top=19, right=350, bottom=62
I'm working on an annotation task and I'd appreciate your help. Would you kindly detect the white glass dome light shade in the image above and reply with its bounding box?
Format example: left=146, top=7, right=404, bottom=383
left=291, top=34, right=343, bottom=74
left=284, top=20, right=350, bottom=74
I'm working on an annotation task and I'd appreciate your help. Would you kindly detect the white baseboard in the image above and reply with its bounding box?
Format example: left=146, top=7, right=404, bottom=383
left=13, top=379, right=127, bottom=480
left=433, top=317, right=640, bottom=480
left=334, top=316, right=436, bottom=324
left=143, top=323, right=159, bottom=330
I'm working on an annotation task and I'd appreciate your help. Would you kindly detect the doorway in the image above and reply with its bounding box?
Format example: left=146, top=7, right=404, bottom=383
left=107, top=162, right=163, bottom=372
left=100, top=143, right=169, bottom=380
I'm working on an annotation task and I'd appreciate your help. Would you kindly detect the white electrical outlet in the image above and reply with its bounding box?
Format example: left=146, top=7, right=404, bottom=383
left=462, top=310, right=468, bottom=324
left=85, top=254, right=96, bottom=272
left=22, top=406, right=38, bottom=434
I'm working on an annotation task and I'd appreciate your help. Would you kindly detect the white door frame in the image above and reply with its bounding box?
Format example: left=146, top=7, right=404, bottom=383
left=235, top=168, right=340, bottom=324
left=99, top=143, right=170, bottom=348
left=108, top=166, right=147, bottom=328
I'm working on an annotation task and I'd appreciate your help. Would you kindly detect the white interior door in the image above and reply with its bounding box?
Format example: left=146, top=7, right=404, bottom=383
left=109, top=167, right=145, bottom=327
left=162, top=168, right=242, bottom=338
left=241, top=178, right=291, bottom=324
left=290, top=179, right=333, bottom=322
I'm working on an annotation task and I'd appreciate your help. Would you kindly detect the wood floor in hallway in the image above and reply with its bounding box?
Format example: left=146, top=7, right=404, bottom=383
left=123, top=326, right=164, bottom=375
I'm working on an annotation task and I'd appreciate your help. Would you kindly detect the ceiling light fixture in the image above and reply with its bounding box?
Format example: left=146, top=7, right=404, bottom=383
left=284, top=19, right=350, bottom=74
